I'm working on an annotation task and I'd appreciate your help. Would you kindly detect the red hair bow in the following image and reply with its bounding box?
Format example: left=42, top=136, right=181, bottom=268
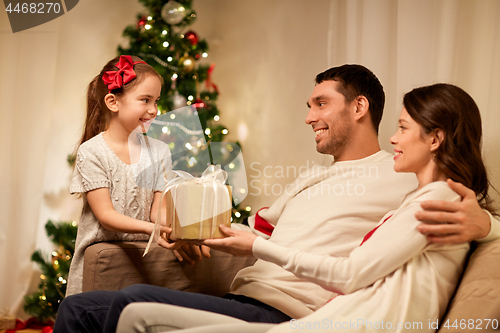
left=102, top=55, right=146, bottom=92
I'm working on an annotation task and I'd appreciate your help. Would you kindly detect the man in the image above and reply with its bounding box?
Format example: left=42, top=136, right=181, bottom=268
left=54, top=65, right=498, bottom=333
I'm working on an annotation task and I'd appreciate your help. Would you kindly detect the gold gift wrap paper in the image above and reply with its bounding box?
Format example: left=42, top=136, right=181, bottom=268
left=166, top=181, right=232, bottom=240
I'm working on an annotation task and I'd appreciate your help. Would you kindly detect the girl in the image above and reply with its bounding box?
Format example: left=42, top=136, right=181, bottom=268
left=201, top=83, right=496, bottom=332
left=66, top=55, right=176, bottom=296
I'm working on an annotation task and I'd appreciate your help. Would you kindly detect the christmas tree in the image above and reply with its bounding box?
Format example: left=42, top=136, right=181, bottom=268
left=119, top=0, right=251, bottom=222
left=23, top=220, right=78, bottom=322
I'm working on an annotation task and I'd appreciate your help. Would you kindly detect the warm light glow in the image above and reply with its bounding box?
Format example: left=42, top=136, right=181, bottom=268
left=147, top=16, right=152, bottom=20
left=145, top=24, right=151, bottom=30
left=202, top=52, right=208, bottom=58
left=167, top=56, right=173, bottom=62
left=238, top=123, right=249, bottom=141
left=162, top=30, right=168, bottom=36
left=235, top=212, right=241, bottom=218
left=222, top=129, right=228, bottom=135
left=172, top=74, right=178, bottom=80
left=205, top=128, right=211, bottom=135
left=240, top=189, right=246, bottom=194
left=157, top=110, right=161, bottom=116
left=228, top=163, right=235, bottom=169
left=162, top=126, right=169, bottom=133
left=245, top=206, right=251, bottom=211
left=163, top=42, right=169, bottom=47
left=170, top=114, right=176, bottom=119
left=214, top=115, right=219, bottom=121
left=188, top=95, right=194, bottom=101
left=185, top=143, right=193, bottom=150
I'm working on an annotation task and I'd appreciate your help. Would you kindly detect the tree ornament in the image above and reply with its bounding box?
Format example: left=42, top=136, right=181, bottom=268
left=161, top=1, right=186, bottom=25
left=193, top=98, right=207, bottom=109
left=171, top=91, right=187, bottom=109
left=185, top=30, right=199, bottom=46
left=205, top=63, right=219, bottom=93
left=137, top=16, right=147, bottom=32
left=179, top=54, right=195, bottom=72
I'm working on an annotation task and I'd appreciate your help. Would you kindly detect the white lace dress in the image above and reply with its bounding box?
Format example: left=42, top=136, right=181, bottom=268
left=66, top=132, right=171, bottom=296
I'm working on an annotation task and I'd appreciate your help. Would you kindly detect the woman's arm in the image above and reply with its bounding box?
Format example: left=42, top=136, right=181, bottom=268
left=206, top=202, right=428, bottom=294
left=252, top=202, right=428, bottom=294
left=206, top=185, right=461, bottom=295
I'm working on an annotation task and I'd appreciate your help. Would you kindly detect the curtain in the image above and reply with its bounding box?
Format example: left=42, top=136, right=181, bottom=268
left=0, top=0, right=143, bottom=317
left=326, top=0, right=500, bottom=191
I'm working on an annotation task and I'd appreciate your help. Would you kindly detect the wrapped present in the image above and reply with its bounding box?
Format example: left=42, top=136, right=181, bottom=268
left=166, top=182, right=232, bottom=240
left=144, top=165, right=232, bottom=255
left=0, top=310, right=15, bottom=330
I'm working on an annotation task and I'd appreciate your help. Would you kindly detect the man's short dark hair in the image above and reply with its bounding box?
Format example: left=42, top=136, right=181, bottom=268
left=315, top=64, right=385, bottom=134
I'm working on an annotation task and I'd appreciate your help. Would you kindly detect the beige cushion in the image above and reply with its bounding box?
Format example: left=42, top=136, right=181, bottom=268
left=82, top=241, right=256, bottom=296
left=438, top=239, right=500, bottom=332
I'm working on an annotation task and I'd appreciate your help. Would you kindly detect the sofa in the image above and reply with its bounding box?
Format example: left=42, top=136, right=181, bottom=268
left=83, top=239, right=500, bottom=332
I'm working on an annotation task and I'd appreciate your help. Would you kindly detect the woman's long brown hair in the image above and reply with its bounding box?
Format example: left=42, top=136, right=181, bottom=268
left=403, top=83, right=496, bottom=214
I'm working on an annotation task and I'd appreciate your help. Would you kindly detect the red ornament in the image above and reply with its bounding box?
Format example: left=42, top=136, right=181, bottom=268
left=185, top=31, right=199, bottom=46
left=193, top=98, right=207, bottom=109
left=205, top=63, right=219, bottom=93
left=137, top=16, right=147, bottom=29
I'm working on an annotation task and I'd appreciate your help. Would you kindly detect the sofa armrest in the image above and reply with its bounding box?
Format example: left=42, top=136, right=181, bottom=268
left=83, top=241, right=256, bottom=296
left=437, top=238, right=500, bottom=332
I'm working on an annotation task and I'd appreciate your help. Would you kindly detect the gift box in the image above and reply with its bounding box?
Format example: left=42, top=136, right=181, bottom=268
left=144, top=166, right=233, bottom=255
left=0, top=315, right=15, bottom=330
left=166, top=182, right=232, bottom=240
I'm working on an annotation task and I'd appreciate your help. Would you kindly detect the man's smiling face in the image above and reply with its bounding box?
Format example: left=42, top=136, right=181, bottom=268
left=305, top=80, right=355, bottom=159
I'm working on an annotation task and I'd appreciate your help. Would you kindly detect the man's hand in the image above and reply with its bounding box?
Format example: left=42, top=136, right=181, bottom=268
left=415, top=179, right=491, bottom=243
left=202, top=225, right=257, bottom=257
left=172, top=243, right=211, bottom=264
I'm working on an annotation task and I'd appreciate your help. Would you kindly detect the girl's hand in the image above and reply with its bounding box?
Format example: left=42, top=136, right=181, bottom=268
left=157, top=226, right=181, bottom=250
left=202, top=225, right=257, bottom=257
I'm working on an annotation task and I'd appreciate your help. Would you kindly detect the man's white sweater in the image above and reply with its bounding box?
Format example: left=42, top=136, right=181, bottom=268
left=230, top=150, right=418, bottom=318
